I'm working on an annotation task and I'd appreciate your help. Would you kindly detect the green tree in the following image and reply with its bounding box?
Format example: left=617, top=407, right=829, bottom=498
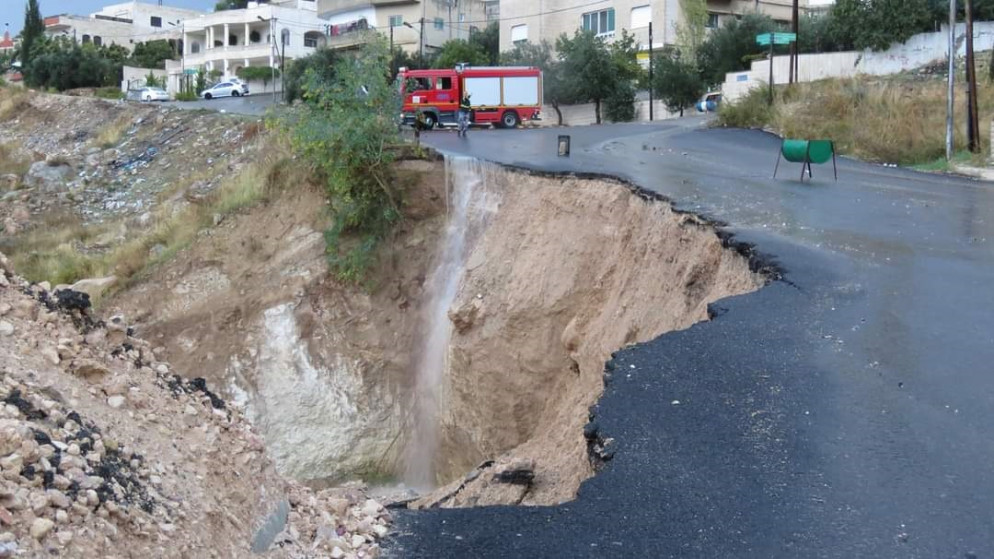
left=275, top=39, right=402, bottom=283
left=432, top=38, right=489, bottom=69
left=215, top=0, right=249, bottom=10
left=129, top=40, right=176, bottom=69
left=696, top=13, right=777, bottom=86
left=604, top=30, right=643, bottom=122
left=21, top=0, right=45, bottom=71
left=652, top=52, right=705, bottom=117
left=798, top=13, right=847, bottom=54
left=26, top=40, right=121, bottom=91
left=830, top=0, right=931, bottom=51
left=469, top=22, right=499, bottom=65
left=502, top=40, right=569, bottom=124
left=556, top=30, right=616, bottom=123
left=283, top=46, right=340, bottom=103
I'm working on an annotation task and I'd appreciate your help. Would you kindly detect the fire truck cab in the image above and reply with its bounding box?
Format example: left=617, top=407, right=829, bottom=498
left=400, top=65, right=543, bottom=129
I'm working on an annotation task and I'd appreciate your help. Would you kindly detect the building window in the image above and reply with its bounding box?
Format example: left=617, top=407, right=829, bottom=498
left=250, top=30, right=261, bottom=43
left=304, top=31, right=322, bottom=48
left=281, top=29, right=290, bottom=46
left=510, top=24, right=527, bottom=43
left=93, top=36, right=103, bottom=46
left=706, top=13, right=719, bottom=29
left=389, top=15, right=403, bottom=27
left=484, top=0, right=499, bottom=21
left=434, top=17, right=444, bottom=30
left=229, top=34, right=238, bottom=46
left=150, top=16, right=162, bottom=27
left=630, top=5, right=651, bottom=29
left=82, top=34, right=91, bottom=43
left=191, top=42, right=200, bottom=53
left=581, top=8, right=615, bottom=36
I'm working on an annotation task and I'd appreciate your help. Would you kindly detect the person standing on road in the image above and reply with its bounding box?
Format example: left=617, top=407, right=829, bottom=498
left=458, top=92, right=472, bottom=137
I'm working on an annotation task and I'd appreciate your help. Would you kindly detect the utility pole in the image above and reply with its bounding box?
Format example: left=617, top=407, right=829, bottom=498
left=419, top=17, right=425, bottom=64
left=947, top=0, right=956, bottom=160
left=648, top=22, right=653, bottom=121
left=790, top=0, right=799, bottom=84
left=966, top=0, right=981, bottom=153
left=768, top=34, right=774, bottom=105
left=390, top=24, right=394, bottom=76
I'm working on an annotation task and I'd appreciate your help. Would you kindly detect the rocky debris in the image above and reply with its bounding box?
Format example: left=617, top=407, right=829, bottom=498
left=23, top=161, right=71, bottom=193
left=0, top=251, right=390, bottom=557
left=67, top=277, right=117, bottom=301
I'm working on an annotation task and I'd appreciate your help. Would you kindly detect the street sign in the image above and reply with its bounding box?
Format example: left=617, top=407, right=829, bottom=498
left=756, top=32, right=796, bottom=45
left=184, top=68, right=198, bottom=75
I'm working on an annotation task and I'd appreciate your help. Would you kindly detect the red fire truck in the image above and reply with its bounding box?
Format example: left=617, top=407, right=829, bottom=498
left=399, top=65, right=543, bottom=129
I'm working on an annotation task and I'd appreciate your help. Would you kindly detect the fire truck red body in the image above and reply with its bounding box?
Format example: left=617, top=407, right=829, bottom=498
left=400, top=65, right=543, bottom=129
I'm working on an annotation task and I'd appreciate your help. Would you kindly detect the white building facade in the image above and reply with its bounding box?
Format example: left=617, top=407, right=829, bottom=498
left=178, top=0, right=327, bottom=83
left=43, top=1, right=206, bottom=52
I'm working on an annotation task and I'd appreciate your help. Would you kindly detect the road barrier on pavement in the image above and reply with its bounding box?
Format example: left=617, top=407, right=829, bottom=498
left=773, top=139, right=837, bottom=181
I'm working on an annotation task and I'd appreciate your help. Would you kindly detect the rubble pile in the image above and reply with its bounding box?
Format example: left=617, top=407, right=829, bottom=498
left=0, top=250, right=389, bottom=558
left=0, top=92, right=259, bottom=234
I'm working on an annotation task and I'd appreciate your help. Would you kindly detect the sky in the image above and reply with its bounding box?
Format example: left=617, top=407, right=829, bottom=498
left=1, top=0, right=218, bottom=36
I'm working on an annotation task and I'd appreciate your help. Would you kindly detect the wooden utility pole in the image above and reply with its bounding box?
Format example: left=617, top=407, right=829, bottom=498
left=966, top=0, right=981, bottom=153
left=790, top=0, right=799, bottom=84
left=947, top=0, right=956, bottom=160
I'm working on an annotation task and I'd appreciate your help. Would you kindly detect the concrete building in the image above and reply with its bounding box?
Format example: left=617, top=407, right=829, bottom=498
left=498, top=0, right=810, bottom=53
left=316, top=0, right=487, bottom=57
left=43, top=1, right=206, bottom=51
left=0, top=30, right=16, bottom=53
left=177, top=0, right=327, bottom=81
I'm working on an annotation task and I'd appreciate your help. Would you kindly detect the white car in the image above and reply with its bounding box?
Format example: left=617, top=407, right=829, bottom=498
left=200, top=81, right=249, bottom=100
left=138, top=87, right=169, bottom=102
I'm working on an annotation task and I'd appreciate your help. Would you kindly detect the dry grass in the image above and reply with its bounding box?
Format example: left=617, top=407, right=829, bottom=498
left=94, top=114, right=134, bottom=149
left=719, top=74, right=994, bottom=165
left=0, top=89, right=32, bottom=122
left=0, top=143, right=32, bottom=180
left=2, top=136, right=316, bottom=289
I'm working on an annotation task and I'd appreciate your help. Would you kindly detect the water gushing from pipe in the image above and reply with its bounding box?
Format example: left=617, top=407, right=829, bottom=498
left=403, top=156, right=497, bottom=488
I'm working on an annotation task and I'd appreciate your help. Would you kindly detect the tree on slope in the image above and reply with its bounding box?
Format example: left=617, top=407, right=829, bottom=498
left=830, top=0, right=931, bottom=51
left=21, top=0, right=45, bottom=70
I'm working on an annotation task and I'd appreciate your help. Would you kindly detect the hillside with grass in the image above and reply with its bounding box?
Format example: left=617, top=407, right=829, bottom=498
left=717, top=58, right=994, bottom=169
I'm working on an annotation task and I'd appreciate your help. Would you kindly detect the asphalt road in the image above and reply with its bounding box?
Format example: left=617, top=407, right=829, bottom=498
left=384, top=121, right=994, bottom=557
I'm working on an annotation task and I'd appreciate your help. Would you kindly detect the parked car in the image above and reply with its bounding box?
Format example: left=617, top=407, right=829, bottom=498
left=696, top=91, right=722, bottom=113
left=200, top=81, right=249, bottom=100
left=137, top=87, right=170, bottom=102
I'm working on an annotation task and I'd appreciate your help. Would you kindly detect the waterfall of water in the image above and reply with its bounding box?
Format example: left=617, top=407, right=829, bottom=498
left=403, top=156, right=497, bottom=489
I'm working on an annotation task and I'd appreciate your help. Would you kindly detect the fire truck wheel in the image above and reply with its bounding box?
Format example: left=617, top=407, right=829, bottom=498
left=423, top=113, right=436, bottom=130
left=501, top=111, right=520, bottom=129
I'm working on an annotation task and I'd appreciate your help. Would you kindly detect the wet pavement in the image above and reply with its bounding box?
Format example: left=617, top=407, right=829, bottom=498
left=385, top=121, right=994, bottom=557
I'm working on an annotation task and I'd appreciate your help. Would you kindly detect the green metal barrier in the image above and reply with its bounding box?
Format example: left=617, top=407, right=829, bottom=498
left=773, top=139, right=838, bottom=181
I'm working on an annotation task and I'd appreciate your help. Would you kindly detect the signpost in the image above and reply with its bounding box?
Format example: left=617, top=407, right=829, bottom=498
left=756, top=32, right=797, bottom=105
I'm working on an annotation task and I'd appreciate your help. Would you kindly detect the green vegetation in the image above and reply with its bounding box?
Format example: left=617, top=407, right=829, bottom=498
left=94, top=87, right=125, bottom=100
left=236, top=66, right=281, bottom=90
left=432, top=39, right=490, bottom=69
left=283, top=47, right=340, bottom=103
left=130, top=40, right=177, bottom=69
left=274, top=39, right=402, bottom=284
left=717, top=75, right=994, bottom=166
left=652, top=52, right=705, bottom=117
left=215, top=0, right=249, bottom=10
left=24, top=37, right=130, bottom=91
left=830, top=0, right=931, bottom=51
left=20, top=0, right=45, bottom=71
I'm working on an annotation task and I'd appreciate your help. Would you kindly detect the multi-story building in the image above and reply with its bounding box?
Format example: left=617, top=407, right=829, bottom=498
left=498, top=0, right=807, bottom=54
left=316, top=0, right=487, bottom=57
left=43, top=1, right=206, bottom=51
left=177, top=0, right=328, bottom=81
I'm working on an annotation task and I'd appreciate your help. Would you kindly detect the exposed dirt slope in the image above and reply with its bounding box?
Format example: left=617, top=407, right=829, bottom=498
left=416, top=169, right=763, bottom=507
left=0, top=253, right=389, bottom=558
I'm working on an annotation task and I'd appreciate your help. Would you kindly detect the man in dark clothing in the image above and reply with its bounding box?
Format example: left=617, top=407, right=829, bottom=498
left=458, top=92, right=471, bottom=137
